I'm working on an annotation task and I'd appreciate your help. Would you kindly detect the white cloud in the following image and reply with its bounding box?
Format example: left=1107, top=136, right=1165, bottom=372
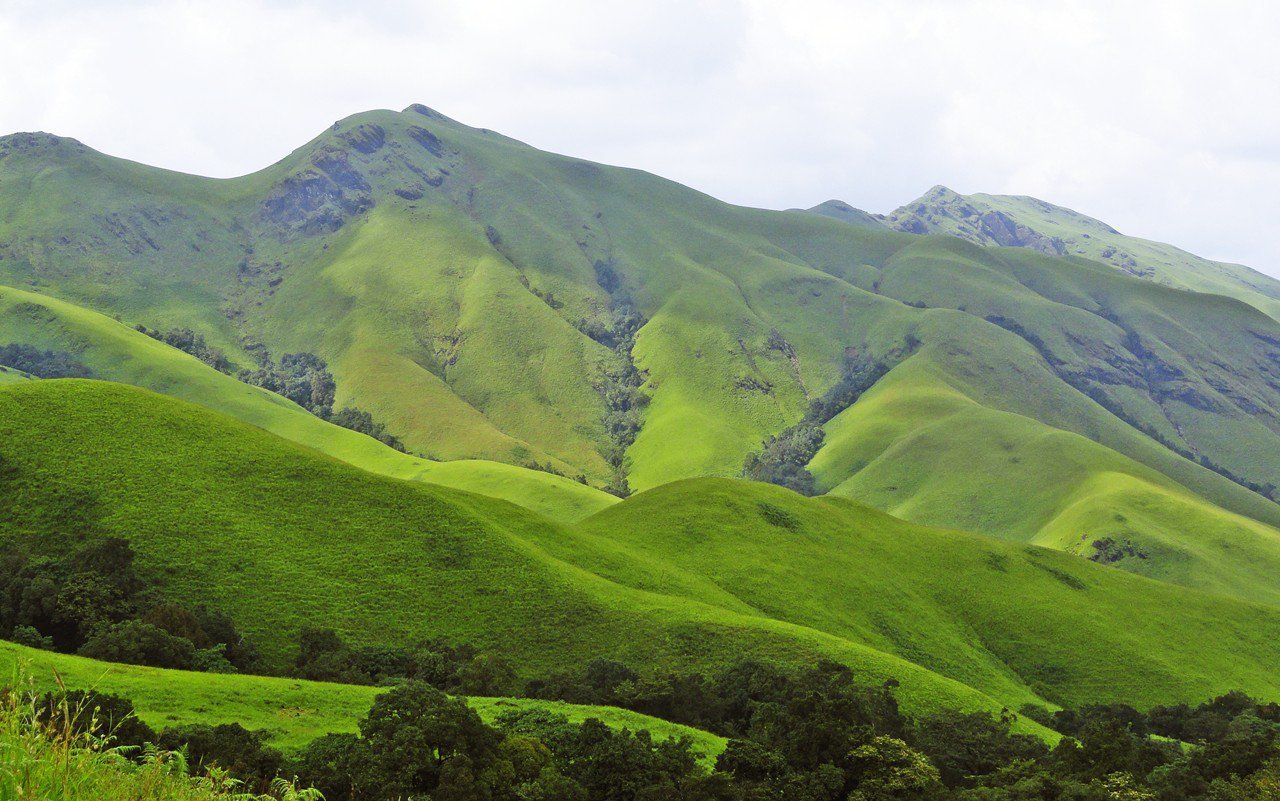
left=0, top=0, right=1277, bottom=274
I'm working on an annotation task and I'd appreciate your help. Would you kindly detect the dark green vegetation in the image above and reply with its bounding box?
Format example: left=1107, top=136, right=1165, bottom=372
left=21, top=651, right=1280, bottom=800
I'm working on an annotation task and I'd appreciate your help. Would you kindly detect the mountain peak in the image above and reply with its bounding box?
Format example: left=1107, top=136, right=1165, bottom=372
left=802, top=199, right=885, bottom=228
left=0, top=132, right=88, bottom=157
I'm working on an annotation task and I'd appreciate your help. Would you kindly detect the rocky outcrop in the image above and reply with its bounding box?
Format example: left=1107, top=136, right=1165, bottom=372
left=882, top=186, right=1066, bottom=256
left=259, top=149, right=373, bottom=235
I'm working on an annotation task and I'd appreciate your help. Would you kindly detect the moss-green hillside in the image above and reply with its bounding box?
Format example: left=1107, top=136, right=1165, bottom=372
left=3, top=108, right=1278, bottom=605
left=0, top=283, right=613, bottom=523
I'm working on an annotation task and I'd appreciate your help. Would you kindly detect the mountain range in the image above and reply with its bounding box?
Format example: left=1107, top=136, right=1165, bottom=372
left=4, top=104, right=1280, bottom=760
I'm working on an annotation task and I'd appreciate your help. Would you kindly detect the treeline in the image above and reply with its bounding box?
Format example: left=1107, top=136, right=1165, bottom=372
left=135, top=325, right=408, bottom=453
left=135, top=325, right=233, bottom=372
left=0, top=342, right=93, bottom=378
left=32, top=659, right=1280, bottom=800
left=0, top=537, right=255, bottom=673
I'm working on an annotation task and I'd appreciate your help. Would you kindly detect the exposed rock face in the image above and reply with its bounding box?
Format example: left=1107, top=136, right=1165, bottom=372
left=338, top=123, right=387, bottom=155
left=978, top=210, right=1066, bottom=255
left=259, top=149, right=373, bottom=235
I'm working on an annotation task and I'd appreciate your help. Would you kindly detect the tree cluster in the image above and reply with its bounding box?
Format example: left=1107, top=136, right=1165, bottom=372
left=581, top=258, right=650, bottom=498
left=237, top=350, right=407, bottom=452
left=291, top=627, right=517, bottom=695
left=29, top=653, right=1280, bottom=800
left=0, top=342, right=93, bottom=378
left=0, top=537, right=255, bottom=673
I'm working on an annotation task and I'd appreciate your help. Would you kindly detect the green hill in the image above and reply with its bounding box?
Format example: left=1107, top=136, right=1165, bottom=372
left=7, top=379, right=1280, bottom=730
left=0, top=282, right=613, bottom=523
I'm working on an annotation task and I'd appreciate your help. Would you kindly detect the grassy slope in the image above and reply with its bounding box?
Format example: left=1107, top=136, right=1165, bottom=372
left=7, top=111, right=1278, bottom=502
left=0, top=283, right=613, bottom=523
left=0, top=379, right=1053, bottom=731
left=0, top=642, right=726, bottom=762
left=562, top=479, right=1280, bottom=711
left=810, top=356, right=1280, bottom=606
left=8, top=380, right=1280, bottom=725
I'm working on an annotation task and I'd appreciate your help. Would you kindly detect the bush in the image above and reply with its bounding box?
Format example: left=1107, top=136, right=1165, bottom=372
left=35, top=689, right=157, bottom=751
left=158, top=722, right=283, bottom=791
left=78, top=620, right=195, bottom=670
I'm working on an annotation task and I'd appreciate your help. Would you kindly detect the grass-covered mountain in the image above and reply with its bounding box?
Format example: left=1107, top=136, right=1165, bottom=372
left=6, top=378, right=1280, bottom=726
left=874, top=184, right=1280, bottom=321
left=4, top=106, right=1280, bottom=584
left=6, top=104, right=1280, bottom=763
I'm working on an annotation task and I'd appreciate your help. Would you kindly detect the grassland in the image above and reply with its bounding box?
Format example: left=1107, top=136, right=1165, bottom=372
left=0, top=283, right=614, bottom=523
left=0, top=642, right=727, bottom=762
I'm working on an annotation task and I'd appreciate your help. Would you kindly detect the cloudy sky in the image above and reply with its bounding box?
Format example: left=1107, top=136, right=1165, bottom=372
left=3, top=0, right=1278, bottom=275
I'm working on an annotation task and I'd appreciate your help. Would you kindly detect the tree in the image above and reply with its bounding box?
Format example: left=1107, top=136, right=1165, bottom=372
left=78, top=619, right=195, bottom=669
left=294, top=732, right=375, bottom=800
left=158, top=723, right=283, bottom=791
left=37, top=689, right=157, bottom=750
left=916, top=710, right=1047, bottom=787
left=847, top=736, right=943, bottom=800
left=358, top=681, right=503, bottom=797
left=458, top=652, right=517, bottom=696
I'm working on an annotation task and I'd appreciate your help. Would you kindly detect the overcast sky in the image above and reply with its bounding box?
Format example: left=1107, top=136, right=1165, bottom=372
left=3, top=0, right=1278, bottom=275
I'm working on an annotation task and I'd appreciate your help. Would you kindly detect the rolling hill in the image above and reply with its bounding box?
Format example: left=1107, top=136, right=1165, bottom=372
left=5, top=379, right=1280, bottom=731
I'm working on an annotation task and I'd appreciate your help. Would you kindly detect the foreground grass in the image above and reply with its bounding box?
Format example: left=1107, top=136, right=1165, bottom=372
left=0, top=675, right=321, bottom=800
left=0, top=641, right=728, bottom=765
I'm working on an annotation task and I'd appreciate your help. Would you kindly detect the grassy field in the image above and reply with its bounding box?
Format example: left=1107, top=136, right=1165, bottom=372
left=4, top=111, right=1280, bottom=606
left=6, top=379, right=1280, bottom=737
left=0, top=642, right=727, bottom=762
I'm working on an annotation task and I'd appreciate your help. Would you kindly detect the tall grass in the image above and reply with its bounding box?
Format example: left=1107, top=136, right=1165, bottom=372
left=0, top=668, right=321, bottom=800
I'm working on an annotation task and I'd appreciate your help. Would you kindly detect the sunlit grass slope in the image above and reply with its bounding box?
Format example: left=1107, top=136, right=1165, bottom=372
left=568, top=478, right=1280, bottom=712
left=7, top=109, right=1280, bottom=507
left=0, top=379, right=1060, bottom=730
left=0, top=642, right=727, bottom=761
left=9, top=379, right=1280, bottom=729
left=808, top=351, right=1280, bottom=606
left=10, top=378, right=1277, bottom=735
left=0, top=283, right=614, bottom=523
